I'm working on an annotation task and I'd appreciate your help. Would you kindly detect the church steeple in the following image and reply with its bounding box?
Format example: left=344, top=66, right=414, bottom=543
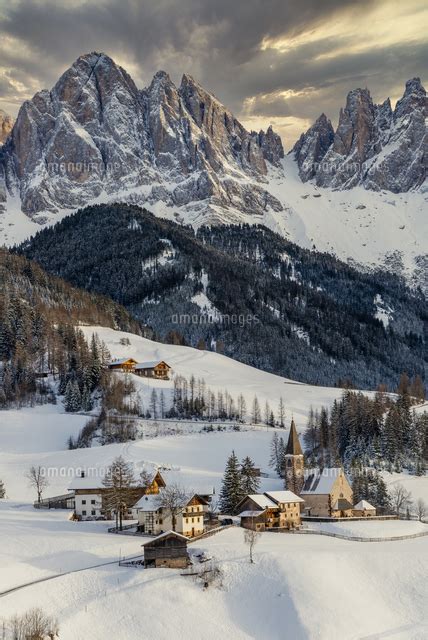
left=285, top=417, right=303, bottom=456
left=284, top=418, right=304, bottom=494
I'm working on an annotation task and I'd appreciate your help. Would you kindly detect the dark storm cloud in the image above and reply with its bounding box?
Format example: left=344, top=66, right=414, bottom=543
left=0, top=0, right=426, bottom=143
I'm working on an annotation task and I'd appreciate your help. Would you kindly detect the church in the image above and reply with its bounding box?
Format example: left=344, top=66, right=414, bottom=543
left=284, top=419, right=355, bottom=518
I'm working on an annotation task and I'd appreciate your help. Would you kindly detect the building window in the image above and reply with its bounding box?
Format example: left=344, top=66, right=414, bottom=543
left=192, top=518, right=194, bottom=523
left=82, top=500, right=86, bottom=505
left=91, top=500, right=96, bottom=505
left=91, top=510, right=96, bottom=516
left=82, top=510, right=87, bottom=516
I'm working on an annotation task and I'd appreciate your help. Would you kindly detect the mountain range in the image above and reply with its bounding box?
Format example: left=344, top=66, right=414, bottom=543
left=0, top=52, right=426, bottom=287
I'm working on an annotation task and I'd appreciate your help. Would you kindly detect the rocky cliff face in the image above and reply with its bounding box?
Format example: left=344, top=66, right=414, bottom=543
left=1, top=52, right=283, bottom=222
left=0, top=110, right=13, bottom=144
left=293, top=78, right=427, bottom=192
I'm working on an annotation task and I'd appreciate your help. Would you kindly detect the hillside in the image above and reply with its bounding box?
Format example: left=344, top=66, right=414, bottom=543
left=0, top=249, right=144, bottom=406
left=17, top=203, right=428, bottom=390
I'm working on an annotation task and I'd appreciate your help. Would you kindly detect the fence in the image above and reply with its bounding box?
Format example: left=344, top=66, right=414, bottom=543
left=286, top=528, right=428, bottom=543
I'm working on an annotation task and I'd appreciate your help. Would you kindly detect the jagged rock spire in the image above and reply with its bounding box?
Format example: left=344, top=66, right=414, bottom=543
left=285, top=418, right=303, bottom=456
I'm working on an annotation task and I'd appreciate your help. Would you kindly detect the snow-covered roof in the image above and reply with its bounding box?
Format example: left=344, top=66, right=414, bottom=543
left=134, top=361, right=171, bottom=370
left=68, top=463, right=158, bottom=491
left=301, top=468, right=344, bottom=495
left=142, top=530, right=188, bottom=545
left=354, top=500, right=376, bottom=511
left=265, top=490, right=304, bottom=504
left=134, top=493, right=161, bottom=511
left=108, top=357, right=137, bottom=365
left=246, top=494, right=277, bottom=509
left=239, top=510, right=266, bottom=518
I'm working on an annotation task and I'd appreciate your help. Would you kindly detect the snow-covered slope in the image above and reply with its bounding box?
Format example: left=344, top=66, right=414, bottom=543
left=1, top=518, right=427, bottom=640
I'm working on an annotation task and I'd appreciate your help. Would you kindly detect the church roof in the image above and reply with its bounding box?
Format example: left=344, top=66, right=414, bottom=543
left=301, top=468, right=344, bottom=494
left=285, top=419, right=303, bottom=456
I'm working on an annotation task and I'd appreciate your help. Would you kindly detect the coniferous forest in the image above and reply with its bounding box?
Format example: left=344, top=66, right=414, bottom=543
left=0, top=248, right=142, bottom=407
left=17, top=203, right=428, bottom=391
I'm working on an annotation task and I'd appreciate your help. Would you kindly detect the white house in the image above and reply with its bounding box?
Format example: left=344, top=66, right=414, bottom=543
left=136, top=493, right=208, bottom=537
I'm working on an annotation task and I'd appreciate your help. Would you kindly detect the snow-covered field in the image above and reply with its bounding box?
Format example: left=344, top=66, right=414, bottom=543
left=1, top=325, right=427, bottom=638
left=306, top=519, right=428, bottom=539
left=1, top=521, right=427, bottom=640
left=79, top=324, right=357, bottom=427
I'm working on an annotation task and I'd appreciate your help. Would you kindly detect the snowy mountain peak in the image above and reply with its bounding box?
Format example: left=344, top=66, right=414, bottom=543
left=296, top=78, right=426, bottom=192
left=1, top=51, right=284, bottom=223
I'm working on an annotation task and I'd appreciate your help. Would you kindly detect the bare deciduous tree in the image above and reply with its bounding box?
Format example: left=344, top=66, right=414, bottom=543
left=243, top=526, right=261, bottom=564
left=155, top=484, right=191, bottom=531
left=102, top=456, right=136, bottom=530
left=25, top=465, right=49, bottom=505
left=9, top=607, right=59, bottom=639
left=415, top=498, right=427, bottom=522
left=390, top=483, right=412, bottom=516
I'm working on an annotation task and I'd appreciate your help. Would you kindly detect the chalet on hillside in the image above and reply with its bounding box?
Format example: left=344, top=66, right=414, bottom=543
left=300, top=468, right=353, bottom=517
left=143, top=531, right=189, bottom=569
left=237, top=490, right=304, bottom=531
left=108, top=357, right=138, bottom=372
left=134, top=361, right=172, bottom=380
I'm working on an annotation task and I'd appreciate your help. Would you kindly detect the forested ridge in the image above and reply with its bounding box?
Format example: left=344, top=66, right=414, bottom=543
left=0, top=248, right=143, bottom=406
left=17, top=203, right=428, bottom=390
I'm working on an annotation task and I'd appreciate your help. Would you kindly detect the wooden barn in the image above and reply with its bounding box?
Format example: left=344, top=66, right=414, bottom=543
left=108, top=357, right=138, bottom=372
left=134, top=361, right=171, bottom=380
left=143, top=531, right=189, bottom=569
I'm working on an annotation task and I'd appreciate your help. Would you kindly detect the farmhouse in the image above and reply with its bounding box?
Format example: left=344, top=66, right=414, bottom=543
left=134, top=360, right=171, bottom=380
left=143, top=531, right=189, bottom=569
left=68, top=468, right=166, bottom=520
left=237, top=490, right=304, bottom=531
left=301, top=468, right=354, bottom=517
left=136, top=493, right=208, bottom=537
left=108, top=357, right=138, bottom=372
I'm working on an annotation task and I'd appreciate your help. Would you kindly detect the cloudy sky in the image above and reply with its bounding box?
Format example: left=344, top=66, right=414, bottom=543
left=0, top=0, right=426, bottom=145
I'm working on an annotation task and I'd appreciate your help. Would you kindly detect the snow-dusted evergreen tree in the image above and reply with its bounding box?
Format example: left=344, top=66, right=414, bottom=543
left=219, top=450, right=243, bottom=514
left=64, top=380, right=81, bottom=412
left=241, top=456, right=260, bottom=495
left=0, top=477, right=5, bottom=498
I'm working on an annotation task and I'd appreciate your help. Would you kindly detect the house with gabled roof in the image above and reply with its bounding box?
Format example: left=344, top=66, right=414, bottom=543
left=135, top=492, right=208, bottom=537
left=142, top=531, right=189, bottom=569
left=108, top=357, right=138, bottom=372
left=68, top=467, right=166, bottom=521
left=353, top=500, right=376, bottom=517
left=134, top=361, right=171, bottom=380
left=237, top=490, right=304, bottom=531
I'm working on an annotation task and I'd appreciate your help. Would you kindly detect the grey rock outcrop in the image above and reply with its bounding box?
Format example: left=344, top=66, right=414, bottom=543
left=294, top=78, right=427, bottom=192
left=2, top=52, right=283, bottom=220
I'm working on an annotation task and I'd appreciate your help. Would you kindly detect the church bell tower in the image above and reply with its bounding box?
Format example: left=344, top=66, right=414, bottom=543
left=284, top=418, right=304, bottom=494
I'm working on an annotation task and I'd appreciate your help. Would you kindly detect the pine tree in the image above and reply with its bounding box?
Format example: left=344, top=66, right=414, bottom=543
left=241, top=456, right=260, bottom=494
left=0, top=477, right=5, bottom=498
left=219, top=451, right=243, bottom=514
left=64, top=379, right=81, bottom=412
